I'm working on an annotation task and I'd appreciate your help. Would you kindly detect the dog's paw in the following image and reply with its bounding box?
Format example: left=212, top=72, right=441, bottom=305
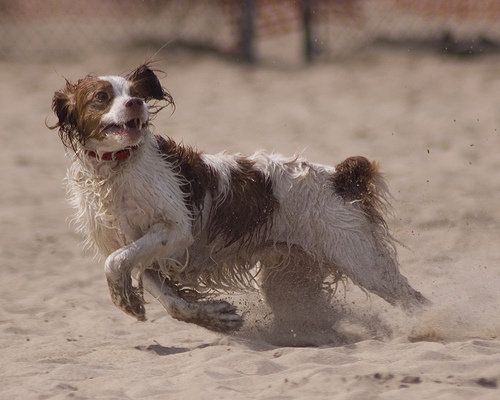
left=169, top=299, right=243, bottom=332
left=107, top=277, right=146, bottom=322
left=195, top=300, right=243, bottom=332
left=397, top=288, right=432, bottom=314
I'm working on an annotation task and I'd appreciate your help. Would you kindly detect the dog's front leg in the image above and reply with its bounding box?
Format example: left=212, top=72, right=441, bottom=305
left=104, top=223, right=190, bottom=321
left=142, top=270, right=243, bottom=332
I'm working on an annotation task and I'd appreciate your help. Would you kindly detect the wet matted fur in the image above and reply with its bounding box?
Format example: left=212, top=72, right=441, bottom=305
left=50, top=64, right=429, bottom=333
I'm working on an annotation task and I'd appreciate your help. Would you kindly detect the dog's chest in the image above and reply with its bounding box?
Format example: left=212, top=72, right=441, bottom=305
left=74, top=178, right=155, bottom=254
left=69, top=154, right=190, bottom=256
left=110, top=178, right=158, bottom=242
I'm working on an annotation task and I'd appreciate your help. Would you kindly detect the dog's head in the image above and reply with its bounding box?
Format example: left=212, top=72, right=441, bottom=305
left=51, top=64, right=173, bottom=153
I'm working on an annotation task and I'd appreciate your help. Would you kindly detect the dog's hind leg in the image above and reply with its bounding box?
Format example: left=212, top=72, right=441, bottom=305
left=324, top=225, right=429, bottom=311
left=327, top=156, right=429, bottom=310
left=259, top=246, right=333, bottom=344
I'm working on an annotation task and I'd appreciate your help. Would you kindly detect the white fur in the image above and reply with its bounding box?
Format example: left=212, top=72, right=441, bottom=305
left=200, top=152, right=238, bottom=207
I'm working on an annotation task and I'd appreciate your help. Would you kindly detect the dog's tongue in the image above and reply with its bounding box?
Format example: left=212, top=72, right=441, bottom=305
left=113, top=148, right=132, bottom=160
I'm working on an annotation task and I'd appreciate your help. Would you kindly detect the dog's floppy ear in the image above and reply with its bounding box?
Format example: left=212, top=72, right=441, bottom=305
left=49, top=81, right=80, bottom=149
left=52, top=88, right=75, bottom=128
left=127, top=64, right=173, bottom=105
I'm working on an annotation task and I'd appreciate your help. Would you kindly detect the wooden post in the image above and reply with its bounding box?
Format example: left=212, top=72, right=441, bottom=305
left=241, top=0, right=256, bottom=64
left=302, top=0, right=314, bottom=63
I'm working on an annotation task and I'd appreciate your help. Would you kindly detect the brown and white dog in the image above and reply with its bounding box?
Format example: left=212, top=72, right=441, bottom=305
left=50, top=65, right=428, bottom=332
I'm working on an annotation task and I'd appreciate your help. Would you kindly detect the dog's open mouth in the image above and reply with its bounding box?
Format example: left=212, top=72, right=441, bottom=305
left=102, top=118, right=146, bottom=134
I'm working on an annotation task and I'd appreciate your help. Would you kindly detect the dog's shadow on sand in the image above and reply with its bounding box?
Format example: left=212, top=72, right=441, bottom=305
left=135, top=342, right=215, bottom=356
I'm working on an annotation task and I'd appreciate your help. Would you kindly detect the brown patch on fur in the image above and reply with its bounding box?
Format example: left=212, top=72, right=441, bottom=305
left=208, top=157, right=278, bottom=247
left=331, top=156, right=374, bottom=201
left=331, top=156, right=388, bottom=225
left=156, top=135, right=217, bottom=214
left=156, top=136, right=278, bottom=248
left=50, top=77, right=115, bottom=150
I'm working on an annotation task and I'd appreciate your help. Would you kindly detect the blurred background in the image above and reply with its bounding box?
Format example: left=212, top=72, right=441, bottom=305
left=1, top=0, right=500, bottom=62
left=1, top=2, right=500, bottom=397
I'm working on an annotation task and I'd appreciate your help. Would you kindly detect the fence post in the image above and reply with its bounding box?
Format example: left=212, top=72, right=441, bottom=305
left=302, top=0, right=314, bottom=63
left=241, top=0, right=256, bottom=64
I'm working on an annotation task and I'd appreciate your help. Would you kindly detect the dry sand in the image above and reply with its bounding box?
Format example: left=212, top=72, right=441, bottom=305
left=1, top=47, right=499, bottom=399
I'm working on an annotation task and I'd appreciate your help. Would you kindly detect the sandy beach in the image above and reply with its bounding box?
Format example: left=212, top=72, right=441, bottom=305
left=1, top=46, right=499, bottom=399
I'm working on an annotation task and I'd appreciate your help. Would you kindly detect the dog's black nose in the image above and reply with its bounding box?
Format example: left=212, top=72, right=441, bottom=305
left=125, top=97, right=143, bottom=108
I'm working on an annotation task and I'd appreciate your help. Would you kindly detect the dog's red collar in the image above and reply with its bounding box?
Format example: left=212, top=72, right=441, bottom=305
left=85, top=146, right=139, bottom=162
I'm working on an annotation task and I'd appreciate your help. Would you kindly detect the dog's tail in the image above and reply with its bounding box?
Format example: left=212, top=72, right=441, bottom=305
left=331, top=156, right=390, bottom=225
left=331, top=157, right=431, bottom=310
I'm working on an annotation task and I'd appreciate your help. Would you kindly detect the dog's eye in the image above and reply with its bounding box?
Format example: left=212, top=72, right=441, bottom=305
left=94, top=91, right=109, bottom=102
